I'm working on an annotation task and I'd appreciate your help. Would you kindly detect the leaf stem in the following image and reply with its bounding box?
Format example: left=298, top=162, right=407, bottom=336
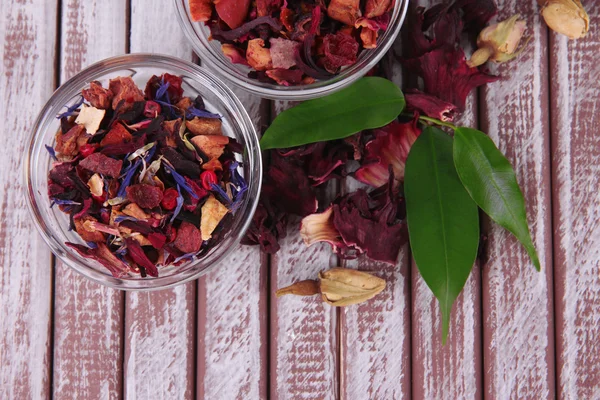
left=418, top=115, right=458, bottom=130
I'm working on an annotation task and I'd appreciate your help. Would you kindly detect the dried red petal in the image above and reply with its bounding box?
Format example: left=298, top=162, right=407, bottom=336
left=126, top=184, right=164, bottom=209
left=125, top=238, right=159, bottom=277
left=147, top=232, right=167, bottom=250
left=265, top=69, right=304, bottom=86
left=161, top=73, right=185, bottom=103
left=455, top=0, right=498, bottom=32
left=263, top=153, right=317, bottom=217
left=403, top=45, right=499, bottom=111
left=354, top=118, right=421, bottom=187
left=82, top=81, right=113, bottom=109
left=79, top=153, right=123, bottom=178
left=161, top=188, right=179, bottom=210
left=173, top=221, right=202, bottom=253
left=241, top=200, right=287, bottom=253
left=257, top=0, right=282, bottom=17
left=405, top=90, right=459, bottom=122
left=322, top=32, right=359, bottom=73
left=221, top=44, right=250, bottom=66
left=66, top=242, right=130, bottom=278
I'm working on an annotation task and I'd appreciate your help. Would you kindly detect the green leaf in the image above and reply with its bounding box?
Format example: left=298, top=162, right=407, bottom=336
left=405, top=127, right=480, bottom=344
left=453, top=127, right=540, bottom=271
left=260, top=77, right=405, bottom=150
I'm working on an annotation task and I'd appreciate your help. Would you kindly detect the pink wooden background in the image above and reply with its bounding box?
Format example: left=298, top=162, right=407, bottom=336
left=1, top=0, right=599, bottom=398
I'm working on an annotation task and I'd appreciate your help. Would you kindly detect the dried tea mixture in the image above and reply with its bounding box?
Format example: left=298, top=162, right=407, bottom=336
left=189, top=0, right=395, bottom=85
left=47, top=74, right=247, bottom=278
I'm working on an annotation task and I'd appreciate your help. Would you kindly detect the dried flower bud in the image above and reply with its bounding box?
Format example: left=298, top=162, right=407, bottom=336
left=276, top=267, right=386, bottom=307
left=467, top=15, right=528, bottom=68
left=539, top=0, right=589, bottom=39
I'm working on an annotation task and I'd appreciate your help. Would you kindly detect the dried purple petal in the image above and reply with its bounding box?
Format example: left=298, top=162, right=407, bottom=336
left=211, top=16, right=283, bottom=41
left=186, top=106, right=222, bottom=120
left=125, top=238, right=159, bottom=277
left=46, top=145, right=58, bottom=161
left=57, top=96, right=84, bottom=119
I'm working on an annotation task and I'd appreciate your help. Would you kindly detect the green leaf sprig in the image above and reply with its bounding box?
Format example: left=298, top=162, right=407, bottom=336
left=260, top=78, right=540, bottom=343
left=260, top=77, right=405, bottom=150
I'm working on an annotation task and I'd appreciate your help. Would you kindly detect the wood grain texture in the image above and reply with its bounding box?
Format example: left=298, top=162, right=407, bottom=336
left=124, top=2, right=197, bottom=399
left=196, top=86, right=269, bottom=400
left=0, top=0, right=57, bottom=398
left=550, top=5, right=600, bottom=398
left=52, top=1, right=127, bottom=398
left=480, top=1, right=555, bottom=398
left=270, top=100, right=338, bottom=399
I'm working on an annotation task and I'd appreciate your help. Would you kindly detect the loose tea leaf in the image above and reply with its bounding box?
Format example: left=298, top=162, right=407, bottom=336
left=260, top=77, right=405, bottom=150
left=405, top=127, right=479, bottom=344
left=453, top=127, right=540, bottom=271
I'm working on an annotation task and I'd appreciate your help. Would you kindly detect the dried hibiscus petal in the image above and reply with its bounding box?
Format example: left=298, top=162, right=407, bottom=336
left=125, top=238, right=159, bottom=277
left=405, top=90, right=459, bottom=122
left=265, top=69, right=304, bottom=86
left=79, top=153, right=123, bottom=178
left=126, top=184, right=164, bottom=209
left=322, top=32, right=360, bottom=73
left=355, top=118, right=421, bottom=188
left=66, top=242, right=131, bottom=278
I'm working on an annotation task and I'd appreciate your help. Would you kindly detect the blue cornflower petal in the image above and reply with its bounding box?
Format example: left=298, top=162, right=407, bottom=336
left=114, top=215, right=139, bottom=224
left=117, top=159, right=142, bottom=198
left=57, top=96, right=84, bottom=119
left=163, top=164, right=198, bottom=199
left=210, top=183, right=232, bottom=207
left=186, top=106, right=222, bottom=120
left=86, top=241, right=98, bottom=249
left=170, top=185, right=185, bottom=223
left=51, top=199, right=82, bottom=206
left=45, top=145, right=57, bottom=161
left=156, top=80, right=170, bottom=101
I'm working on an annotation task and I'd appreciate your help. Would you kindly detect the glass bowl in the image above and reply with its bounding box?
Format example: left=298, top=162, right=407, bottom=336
left=174, top=0, right=409, bottom=100
left=24, top=54, right=262, bottom=291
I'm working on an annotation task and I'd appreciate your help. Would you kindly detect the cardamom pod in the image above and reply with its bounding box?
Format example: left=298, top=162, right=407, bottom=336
left=539, top=0, right=589, bottom=39
left=276, top=267, right=386, bottom=307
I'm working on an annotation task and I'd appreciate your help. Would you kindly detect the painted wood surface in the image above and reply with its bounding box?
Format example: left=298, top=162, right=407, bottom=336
left=3, top=0, right=600, bottom=398
left=550, top=3, right=600, bottom=398
left=0, top=1, right=57, bottom=398
left=480, top=1, right=555, bottom=398
left=270, top=101, right=339, bottom=400
left=52, top=1, right=127, bottom=398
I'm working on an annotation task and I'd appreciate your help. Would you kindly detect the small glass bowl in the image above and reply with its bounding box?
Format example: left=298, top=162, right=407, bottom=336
left=174, top=0, right=409, bottom=100
left=24, top=54, right=262, bottom=291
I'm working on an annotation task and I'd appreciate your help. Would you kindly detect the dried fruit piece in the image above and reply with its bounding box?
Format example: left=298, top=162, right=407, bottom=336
left=186, top=117, right=222, bottom=136
left=270, top=38, right=299, bottom=69
left=87, top=173, right=104, bottom=197
left=190, top=134, right=229, bottom=160
left=540, top=0, right=589, bottom=39
left=467, top=15, right=528, bottom=68
left=100, top=123, right=132, bottom=146
left=221, top=44, right=250, bottom=66
left=365, top=0, right=392, bottom=18
left=75, top=105, right=106, bottom=135
left=200, top=195, right=229, bottom=241
left=126, top=184, right=164, bottom=209
left=82, top=81, right=113, bottom=109
left=276, top=267, right=386, bottom=306
left=215, top=0, right=251, bottom=29
left=174, top=221, right=202, bottom=253
left=327, top=0, right=362, bottom=25
left=74, top=216, right=105, bottom=242
left=109, top=76, right=145, bottom=110
left=55, top=125, right=85, bottom=157
left=246, top=38, right=273, bottom=71
left=189, top=0, right=213, bottom=22
left=79, top=153, right=123, bottom=178
left=300, top=207, right=344, bottom=248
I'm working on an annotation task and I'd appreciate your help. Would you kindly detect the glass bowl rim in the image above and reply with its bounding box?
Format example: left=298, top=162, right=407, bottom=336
left=23, top=53, right=263, bottom=291
left=173, top=0, right=409, bottom=100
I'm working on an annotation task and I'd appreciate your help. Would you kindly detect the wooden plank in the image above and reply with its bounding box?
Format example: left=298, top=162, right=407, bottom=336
left=0, top=0, right=58, bottom=398
left=196, top=88, right=269, bottom=399
left=339, top=47, right=411, bottom=398
left=52, top=1, right=127, bottom=398
left=550, top=6, right=600, bottom=398
left=123, top=1, right=196, bottom=399
left=411, top=92, right=482, bottom=400
left=480, top=1, right=555, bottom=398
left=271, top=100, right=338, bottom=400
